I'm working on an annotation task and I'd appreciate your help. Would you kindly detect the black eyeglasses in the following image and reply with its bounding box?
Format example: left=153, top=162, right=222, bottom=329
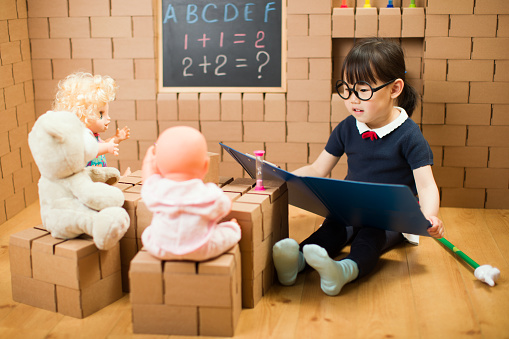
left=335, top=79, right=397, bottom=101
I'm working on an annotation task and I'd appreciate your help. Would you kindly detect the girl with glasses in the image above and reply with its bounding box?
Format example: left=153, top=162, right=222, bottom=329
left=273, top=38, right=444, bottom=296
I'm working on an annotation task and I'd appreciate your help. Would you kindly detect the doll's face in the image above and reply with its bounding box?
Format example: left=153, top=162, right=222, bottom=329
left=87, top=103, right=110, bottom=134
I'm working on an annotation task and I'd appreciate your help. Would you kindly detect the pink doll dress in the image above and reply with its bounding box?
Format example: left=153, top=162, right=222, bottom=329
left=140, top=174, right=241, bottom=261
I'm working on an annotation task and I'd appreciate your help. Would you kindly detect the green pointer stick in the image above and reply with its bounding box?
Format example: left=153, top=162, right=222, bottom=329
left=435, top=237, right=500, bottom=286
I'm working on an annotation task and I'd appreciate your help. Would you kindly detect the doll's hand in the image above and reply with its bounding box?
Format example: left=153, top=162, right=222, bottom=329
left=427, top=215, right=444, bottom=238
left=115, top=126, right=130, bottom=143
left=106, top=139, right=119, bottom=156
left=230, top=218, right=238, bottom=225
left=142, top=145, right=159, bottom=181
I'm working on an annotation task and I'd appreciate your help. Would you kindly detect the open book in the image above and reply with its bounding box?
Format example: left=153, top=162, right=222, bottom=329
left=221, top=143, right=431, bottom=237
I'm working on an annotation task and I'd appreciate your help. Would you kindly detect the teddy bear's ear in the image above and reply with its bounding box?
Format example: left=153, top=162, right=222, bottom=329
left=43, top=123, right=66, bottom=143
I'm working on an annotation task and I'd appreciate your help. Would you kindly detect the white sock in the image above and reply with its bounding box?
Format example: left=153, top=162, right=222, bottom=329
left=273, top=238, right=305, bottom=286
left=303, top=244, right=359, bottom=296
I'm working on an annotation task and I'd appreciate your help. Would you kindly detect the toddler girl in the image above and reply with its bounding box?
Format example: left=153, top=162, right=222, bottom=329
left=273, top=38, right=444, bottom=296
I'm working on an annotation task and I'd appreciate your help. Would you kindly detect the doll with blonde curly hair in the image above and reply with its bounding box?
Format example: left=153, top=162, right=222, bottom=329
left=52, top=72, right=130, bottom=167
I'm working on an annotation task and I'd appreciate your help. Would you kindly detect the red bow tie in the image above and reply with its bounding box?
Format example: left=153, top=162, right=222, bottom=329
left=362, top=131, right=378, bottom=141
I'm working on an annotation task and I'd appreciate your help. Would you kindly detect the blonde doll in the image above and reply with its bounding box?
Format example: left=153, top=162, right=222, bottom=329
left=52, top=72, right=130, bottom=167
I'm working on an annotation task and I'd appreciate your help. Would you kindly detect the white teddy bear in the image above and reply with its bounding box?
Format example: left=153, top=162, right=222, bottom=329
left=28, top=110, right=130, bottom=250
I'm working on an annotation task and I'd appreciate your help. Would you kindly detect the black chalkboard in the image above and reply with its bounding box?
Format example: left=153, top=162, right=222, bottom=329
left=159, top=0, right=284, bottom=91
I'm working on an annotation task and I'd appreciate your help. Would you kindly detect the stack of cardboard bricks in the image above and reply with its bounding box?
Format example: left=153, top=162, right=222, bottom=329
left=121, top=153, right=289, bottom=336
left=9, top=227, right=123, bottom=318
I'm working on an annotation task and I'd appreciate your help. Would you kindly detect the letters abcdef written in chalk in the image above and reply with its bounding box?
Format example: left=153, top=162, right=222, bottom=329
left=159, top=0, right=284, bottom=91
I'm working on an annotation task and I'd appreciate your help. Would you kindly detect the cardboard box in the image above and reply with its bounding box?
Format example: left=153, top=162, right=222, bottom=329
left=130, top=245, right=241, bottom=336
left=402, top=7, right=425, bottom=37
left=203, top=152, right=220, bottom=184
left=222, top=180, right=288, bottom=308
left=9, top=228, right=122, bottom=318
left=332, top=8, right=354, bottom=38
left=378, top=8, right=401, bottom=38
left=355, top=7, right=377, bottom=38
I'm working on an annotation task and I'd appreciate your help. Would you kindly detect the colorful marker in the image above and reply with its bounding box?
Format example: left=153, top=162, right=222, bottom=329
left=409, top=0, right=416, bottom=8
left=387, top=0, right=394, bottom=8
left=341, top=0, right=348, bottom=8
left=364, top=0, right=371, bottom=8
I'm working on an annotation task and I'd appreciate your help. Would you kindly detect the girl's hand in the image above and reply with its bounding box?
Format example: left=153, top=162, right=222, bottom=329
left=115, top=126, right=130, bottom=143
left=427, top=215, right=444, bottom=238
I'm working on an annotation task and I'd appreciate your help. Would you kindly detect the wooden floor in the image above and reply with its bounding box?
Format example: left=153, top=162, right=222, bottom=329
left=0, top=202, right=508, bottom=339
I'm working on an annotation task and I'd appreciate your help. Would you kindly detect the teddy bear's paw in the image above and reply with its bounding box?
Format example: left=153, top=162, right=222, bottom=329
left=93, top=207, right=130, bottom=250
left=86, top=166, right=120, bottom=185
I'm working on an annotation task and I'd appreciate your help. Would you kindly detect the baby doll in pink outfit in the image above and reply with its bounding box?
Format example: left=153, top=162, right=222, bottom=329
left=140, top=126, right=241, bottom=261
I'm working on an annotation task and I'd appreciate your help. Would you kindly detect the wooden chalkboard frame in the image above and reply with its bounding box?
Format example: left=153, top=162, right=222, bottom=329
left=157, top=0, right=286, bottom=93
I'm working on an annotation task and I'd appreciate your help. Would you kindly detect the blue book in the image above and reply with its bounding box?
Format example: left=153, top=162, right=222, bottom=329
left=221, top=143, right=431, bottom=237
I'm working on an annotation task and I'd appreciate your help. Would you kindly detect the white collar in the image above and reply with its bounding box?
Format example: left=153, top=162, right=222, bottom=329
left=356, top=107, right=408, bottom=138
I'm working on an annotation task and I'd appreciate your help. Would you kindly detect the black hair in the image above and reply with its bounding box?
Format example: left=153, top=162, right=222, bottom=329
left=341, top=38, right=419, bottom=116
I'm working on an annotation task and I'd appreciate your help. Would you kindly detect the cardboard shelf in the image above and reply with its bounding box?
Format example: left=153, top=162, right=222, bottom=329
left=332, top=7, right=425, bottom=38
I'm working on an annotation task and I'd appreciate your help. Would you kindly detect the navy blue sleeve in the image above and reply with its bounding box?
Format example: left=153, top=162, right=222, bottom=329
left=403, top=123, right=433, bottom=170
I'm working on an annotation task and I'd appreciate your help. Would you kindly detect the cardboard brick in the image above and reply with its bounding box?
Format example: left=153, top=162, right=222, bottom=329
left=156, top=93, right=178, bottom=121
left=287, top=80, right=331, bottom=101
left=489, top=148, right=509, bottom=168
left=309, top=14, right=331, bottom=36
left=425, top=15, right=450, bottom=37
left=494, top=60, right=509, bottom=82
left=203, top=152, right=220, bottom=184
left=9, top=227, right=50, bottom=277
left=309, top=100, right=331, bottom=122
left=432, top=166, right=465, bottom=188
left=91, top=16, right=132, bottom=38
left=422, top=125, right=467, bottom=146
left=27, top=0, right=68, bottom=17
left=200, top=121, right=243, bottom=142
left=475, top=0, right=509, bottom=14
left=111, top=0, right=154, bottom=16
left=71, top=38, right=112, bottom=59
left=447, top=60, right=494, bottom=82
left=486, top=189, right=509, bottom=209
left=265, top=142, right=308, bottom=164
left=242, top=271, right=263, bottom=308
left=286, top=101, right=309, bottom=122
left=441, top=188, right=486, bottom=208
left=113, top=37, right=154, bottom=59
left=422, top=103, right=445, bottom=124
left=133, top=16, right=155, bottom=38
left=492, top=104, right=509, bottom=126
left=199, top=93, right=220, bottom=121
left=221, top=93, right=242, bottom=121
left=309, top=58, right=332, bottom=80
left=470, top=82, right=509, bottom=104
left=332, top=8, right=354, bottom=38
left=243, top=121, right=286, bottom=142
left=49, top=17, right=89, bottom=38
left=264, top=93, right=286, bottom=121
left=287, top=0, right=331, bottom=14
left=177, top=92, right=199, bottom=121
left=402, top=7, right=425, bottom=37
left=287, top=36, right=331, bottom=58
left=134, top=59, right=156, bottom=80
left=224, top=202, right=263, bottom=251
left=129, top=250, right=164, bottom=304
left=56, top=271, right=122, bottom=318
left=498, top=15, right=509, bottom=37
left=355, top=7, right=377, bottom=38
left=465, top=168, right=509, bottom=189
left=425, top=38, right=472, bottom=59
left=32, top=235, right=101, bottom=290
left=240, top=235, right=272, bottom=281
left=445, top=104, right=491, bottom=125
left=136, top=199, right=152, bottom=238
left=443, top=147, right=488, bottom=168
left=132, top=304, right=198, bottom=335
left=472, top=38, right=509, bottom=59
left=378, top=8, right=401, bottom=38
left=115, top=79, right=156, bottom=101
left=69, top=0, right=110, bottom=17
left=450, top=15, right=497, bottom=37
left=287, top=122, right=330, bottom=143
left=423, top=81, right=469, bottom=103
left=426, top=0, right=474, bottom=15
left=467, top=126, right=509, bottom=147
left=242, top=93, right=264, bottom=121
left=287, top=14, right=308, bottom=36
left=11, top=274, right=56, bottom=312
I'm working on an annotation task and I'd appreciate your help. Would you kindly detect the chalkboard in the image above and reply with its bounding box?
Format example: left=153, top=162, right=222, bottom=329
left=158, top=0, right=285, bottom=92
